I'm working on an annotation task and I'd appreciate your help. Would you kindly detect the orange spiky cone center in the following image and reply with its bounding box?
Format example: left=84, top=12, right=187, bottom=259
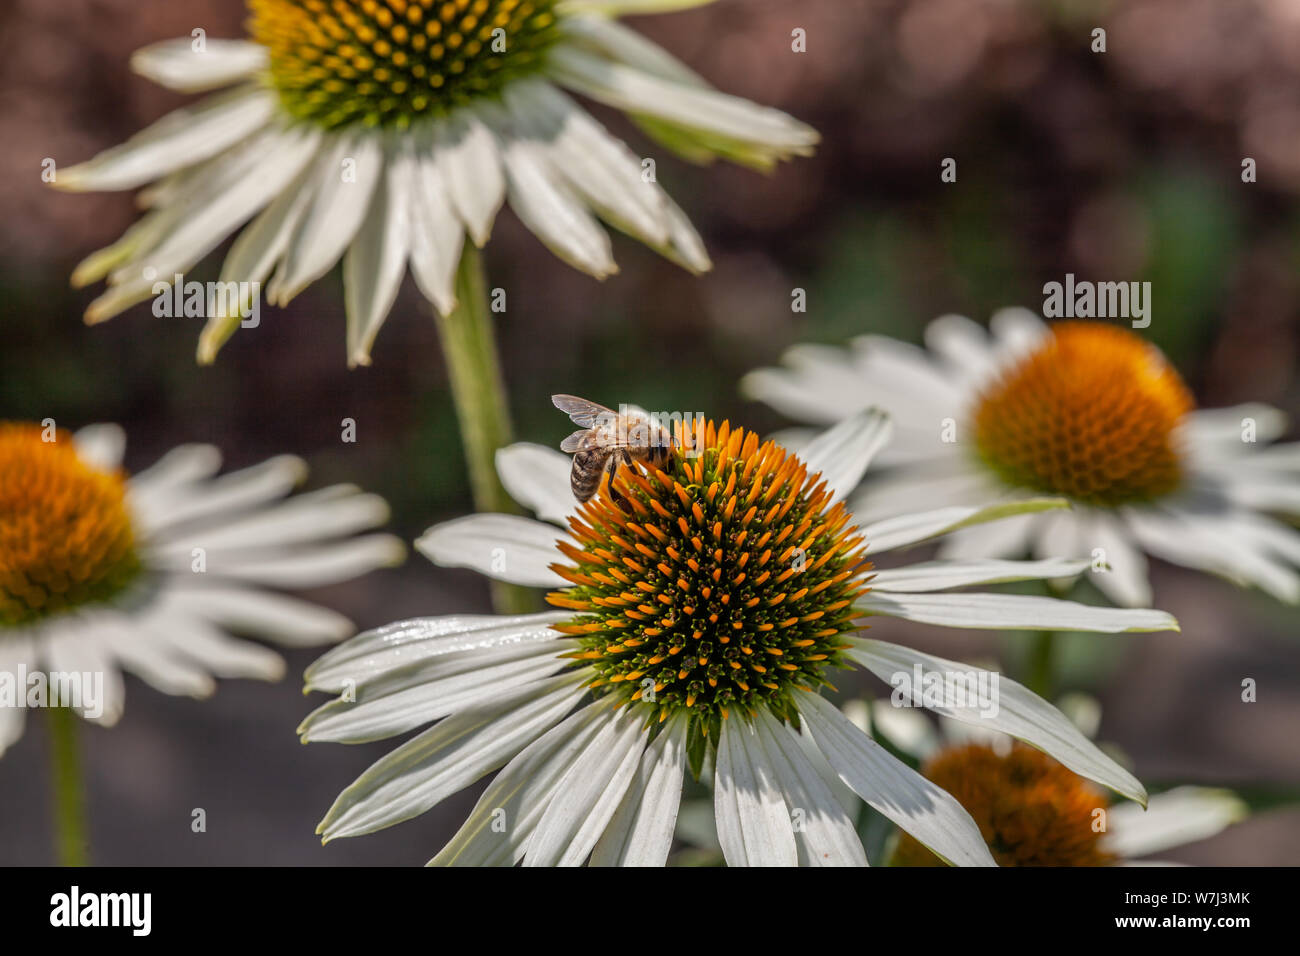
left=892, top=742, right=1117, bottom=867
left=973, top=322, right=1194, bottom=507
left=546, top=418, right=871, bottom=743
left=0, top=423, right=142, bottom=628
left=249, top=0, right=560, bottom=129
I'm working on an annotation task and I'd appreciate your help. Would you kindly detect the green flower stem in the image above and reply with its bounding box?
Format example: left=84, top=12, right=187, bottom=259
left=1026, top=630, right=1056, bottom=701
left=48, top=706, right=89, bottom=867
left=433, top=244, right=535, bottom=615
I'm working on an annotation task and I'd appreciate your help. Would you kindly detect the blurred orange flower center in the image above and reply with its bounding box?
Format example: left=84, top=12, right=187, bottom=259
left=0, top=423, right=142, bottom=628
left=248, top=0, right=559, bottom=129
left=972, top=322, right=1194, bottom=507
left=893, top=741, right=1117, bottom=867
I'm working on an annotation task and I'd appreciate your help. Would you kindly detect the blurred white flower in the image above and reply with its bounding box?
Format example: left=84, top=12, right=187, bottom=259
left=743, top=312, right=1300, bottom=607
left=55, top=0, right=818, bottom=366
left=301, top=408, right=1176, bottom=866
left=0, top=421, right=404, bottom=755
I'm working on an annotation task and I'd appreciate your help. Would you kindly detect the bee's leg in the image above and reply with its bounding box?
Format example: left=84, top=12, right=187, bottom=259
left=650, top=443, right=672, bottom=473
left=607, top=450, right=633, bottom=512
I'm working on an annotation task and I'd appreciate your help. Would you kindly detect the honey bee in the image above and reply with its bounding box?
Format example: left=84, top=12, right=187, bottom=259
left=552, top=394, right=673, bottom=508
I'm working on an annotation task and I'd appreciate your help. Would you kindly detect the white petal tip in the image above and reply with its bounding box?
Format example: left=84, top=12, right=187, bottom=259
left=48, top=171, right=90, bottom=193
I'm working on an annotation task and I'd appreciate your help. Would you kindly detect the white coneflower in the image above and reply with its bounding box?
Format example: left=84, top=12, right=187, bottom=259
left=0, top=420, right=403, bottom=752
left=0, top=420, right=402, bottom=864
left=54, top=0, right=818, bottom=366
left=868, top=700, right=1248, bottom=867
left=743, top=312, right=1300, bottom=608
left=300, top=407, right=1176, bottom=866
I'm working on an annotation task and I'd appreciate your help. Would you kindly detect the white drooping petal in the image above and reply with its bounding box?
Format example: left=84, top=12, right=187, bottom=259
left=1231, top=514, right=1300, bottom=568
left=149, top=484, right=393, bottom=556
left=344, top=146, right=412, bottom=367
left=162, top=536, right=403, bottom=588
left=1030, top=509, right=1086, bottom=584
left=305, top=611, right=567, bottom=690
left=406, top=136, right=465, bottom=315
left=416, top=514, right=569, bottom=588
left=1076, top=511, right=1151, bottom=608
left=430, top=700, right=612, bottom=866
left=849, top=454, right=991, bottom=520
left=935, top=510, right=1037, bottom=561
left=1215, top=469, right=1300, bottom=514
left=856, top=589, right=1177, bottom=633
left=798, top=693, right=995, bottom=867
left=98, top=618, right=217, bottom=699
left=868, top=557, right=1091, bottom=593
left=70, top=204, right=179, bottom=289
left=868, top=700, right=942, bottom=761
left=495, top=443, right=578, bottom=526
left=863, top=498, right=1070, bottom=554
left=754, top=711, right=868, bottom=866
left=1184, top=403, right=1289, bottom=454
left=988, top=306, right=1048, bottom=358
left=130, top=38, right=269, bottom=93
left=317, top=671, right=589, bottom=841
left=1104, top=787, right=1247, bottom=859
left=549, top=46, right=818, bottom=159
left=525, top=705, right=649, bottom=866
left=489, top=115, right=617, bottom=278
left=557, top=15, right=708, bottom=89
left=655, top=192, right=713, bottom=273
left=713, top=716, right=797, bottom=866
left=559, top=0, right=719, bottom=14
left=741, top=344, right=878, bottom=427
left=845, top=335, right=969, bottom=425
left=86, top=126, right=324, bottom=324
left=589, top=712, right=690, bottom=867
left=298, top=637, right=574, bottom=744
left=54, top=86, right=276, bottom=192
left=269, top=132, right=383, bottom=306
left=127, top=445, right=223, bottom=501
left=137, top=454, right=307, bottom=534
left=0, top=636, right=35, bottom=755
left=434, top=110, right=506, bottom=246
left=788, top=719, right=862, bottom=815
left=40, top=620, right=126, bottom=727
left=155, top=581, right=355, bottom=647
left=847, top=639, right=1148, bottom=806
left=505, top=81, right=671, bottom=247
left=923, top=313, right=999, bottom=386
left=148, top=612, right=287, bottom=682
left=798, top=408, right=893, bottom=504
left=73, top=423, right=127, bottom=471
left=198, top=151, right=323, bottom=362
left=1125, top=505, right=1300, bottom=604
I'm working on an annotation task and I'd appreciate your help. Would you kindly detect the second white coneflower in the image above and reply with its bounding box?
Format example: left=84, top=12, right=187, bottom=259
left=54, top=0, right=818, bottom=552
left=743, top=312, right=1300, bottom=608
left=0, top=420, right=403, bottom=864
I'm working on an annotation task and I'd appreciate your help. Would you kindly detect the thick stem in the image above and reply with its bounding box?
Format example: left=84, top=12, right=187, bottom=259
left=433, top=245, right=535, bottom=615
left=1026, top=630, right=1056, bottom=701
left=48, top=706, right=89, bottom=867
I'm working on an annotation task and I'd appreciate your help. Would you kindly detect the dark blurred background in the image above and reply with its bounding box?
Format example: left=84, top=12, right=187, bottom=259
left=1, top=0, right=1298, bottom=864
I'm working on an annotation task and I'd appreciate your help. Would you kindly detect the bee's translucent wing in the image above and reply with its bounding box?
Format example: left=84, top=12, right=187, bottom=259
left=552, top=394, right=615, bottom=428
left=560, top=429, right=590, bottom=453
